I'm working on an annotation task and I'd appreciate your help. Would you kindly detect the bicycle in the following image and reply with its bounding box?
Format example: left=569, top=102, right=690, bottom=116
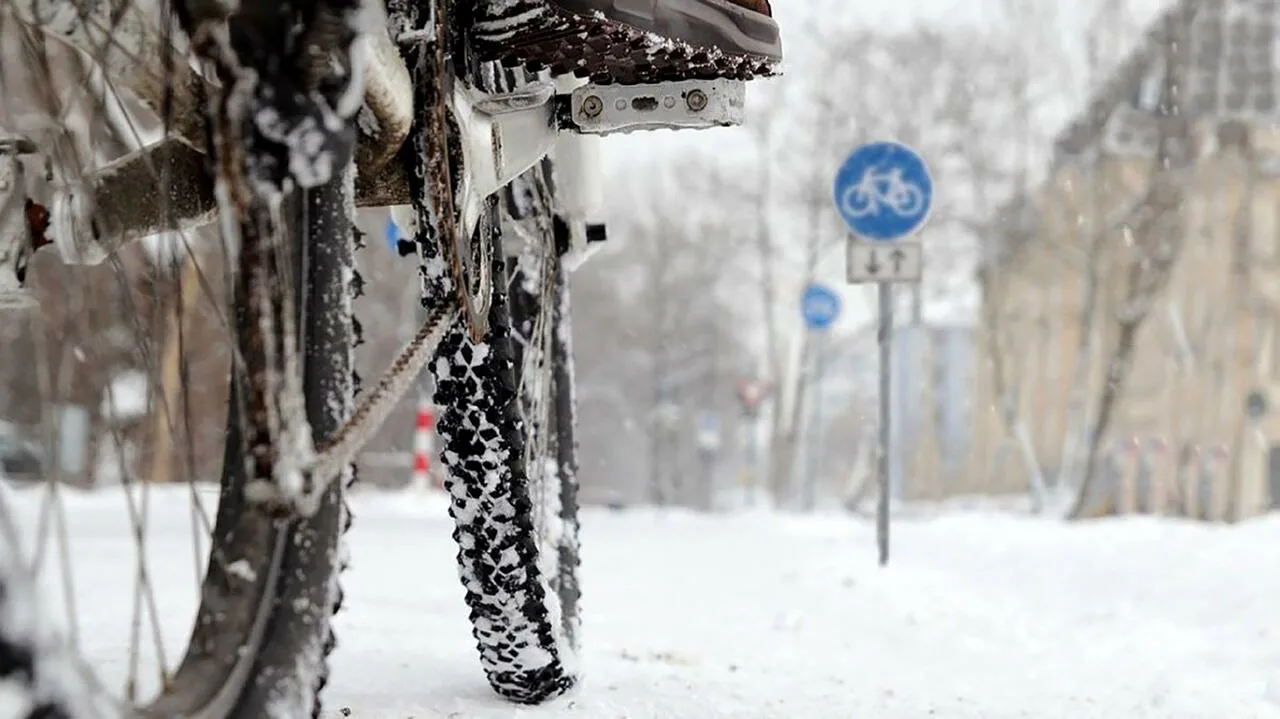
left=841, top=166, right=926, bottom=219
left=0, top=0, right=780, bottom=714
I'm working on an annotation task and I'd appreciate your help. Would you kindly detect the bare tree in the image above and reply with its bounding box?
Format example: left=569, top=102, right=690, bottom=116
left=1067, top=5, right=1197, bottom=519
left=1054, top=0, right=1143, bottom=496
left=570, top=152, right=757, bottom=508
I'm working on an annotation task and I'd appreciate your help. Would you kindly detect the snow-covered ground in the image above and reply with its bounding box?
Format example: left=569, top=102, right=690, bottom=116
left=4, top=485, right=1280, bottom=718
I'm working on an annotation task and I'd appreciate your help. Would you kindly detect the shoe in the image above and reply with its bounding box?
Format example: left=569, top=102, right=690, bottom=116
left=471, top=0, right=782, bottom=85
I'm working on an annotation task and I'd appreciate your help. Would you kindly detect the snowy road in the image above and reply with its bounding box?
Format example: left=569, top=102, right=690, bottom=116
left=8, top=486, right=1280, bottom=718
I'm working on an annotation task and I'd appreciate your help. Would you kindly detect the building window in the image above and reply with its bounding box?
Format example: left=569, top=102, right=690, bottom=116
left=1131, top=57, right=1166, bottom=113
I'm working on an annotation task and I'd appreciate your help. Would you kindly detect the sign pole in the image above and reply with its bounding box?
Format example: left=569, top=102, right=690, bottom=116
left=876, top=281, right=893, bottom=565
left=831, top=139, right=933, bottom=567
left=799, top=284, right=842, bottom=509
left=802, top=329, right=827, bottom=511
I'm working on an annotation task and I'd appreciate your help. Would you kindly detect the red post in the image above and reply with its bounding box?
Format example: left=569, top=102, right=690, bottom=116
left=413, top=401, right=437, bottom=491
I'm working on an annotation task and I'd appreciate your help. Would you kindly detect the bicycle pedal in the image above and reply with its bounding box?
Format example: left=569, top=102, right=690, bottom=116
left=560, top=78, right=746, bottom=135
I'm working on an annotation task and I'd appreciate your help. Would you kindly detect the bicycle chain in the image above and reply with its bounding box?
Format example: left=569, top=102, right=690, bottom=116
left=294, top=299, right=459, bottom=510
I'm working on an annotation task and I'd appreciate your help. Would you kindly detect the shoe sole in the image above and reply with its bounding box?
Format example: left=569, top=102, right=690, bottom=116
left=471, top=0, right=782, bottom=85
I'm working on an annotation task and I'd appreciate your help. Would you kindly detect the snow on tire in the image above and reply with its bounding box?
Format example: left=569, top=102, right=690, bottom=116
left=431, top=252, right=577, bottom=704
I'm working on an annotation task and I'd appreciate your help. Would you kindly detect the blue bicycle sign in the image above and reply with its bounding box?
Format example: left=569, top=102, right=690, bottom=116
left=833, top=141, right=933, bottom=242
left=801, top=283, right=840, bottom=331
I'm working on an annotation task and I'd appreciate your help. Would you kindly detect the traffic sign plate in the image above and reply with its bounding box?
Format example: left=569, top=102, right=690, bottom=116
left=801, top=284, right=841, bottom=331
left=696, top=411, right=722, bottom=451
left=846, top=242, right=922, bottom=284
left=735, top=378, right=770, bottom=413
left=832, top=141, right=933, bottom=242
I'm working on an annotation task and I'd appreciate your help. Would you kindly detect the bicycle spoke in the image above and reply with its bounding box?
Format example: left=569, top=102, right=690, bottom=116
left=50, top=468, right=81, bottom=647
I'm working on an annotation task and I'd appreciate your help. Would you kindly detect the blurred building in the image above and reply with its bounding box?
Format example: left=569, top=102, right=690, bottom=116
left=975, top=0, right=1280, bottom=519
left=885, top=321, right=988, bottom=501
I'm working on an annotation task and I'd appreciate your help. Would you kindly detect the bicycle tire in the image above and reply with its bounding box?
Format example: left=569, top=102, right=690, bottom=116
left=898, top=184, right=925, bottom=217
left=546, top=256, right=582, bottom=652
left=135, top=170, right=355, bottom=719
left=151, top=1, right=360, bottom=713
left=428, top=219, right=578, bottom=704
left=842, top=184, right=877, bottom=219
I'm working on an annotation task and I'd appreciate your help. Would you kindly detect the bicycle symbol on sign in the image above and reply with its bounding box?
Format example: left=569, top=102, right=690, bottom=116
left=840, top=166, right=926, bottom=220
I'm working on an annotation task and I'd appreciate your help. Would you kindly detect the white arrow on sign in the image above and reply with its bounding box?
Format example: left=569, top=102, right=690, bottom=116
left=846, top=241, right=922, bottom=284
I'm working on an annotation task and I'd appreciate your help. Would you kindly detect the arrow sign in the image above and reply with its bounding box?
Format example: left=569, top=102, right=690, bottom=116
left=846, top=243, right=922, bottom=284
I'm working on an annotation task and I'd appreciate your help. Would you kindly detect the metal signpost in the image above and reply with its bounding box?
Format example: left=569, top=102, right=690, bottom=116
left=833, top=140, right=933, bottom=566
left=696, top=410, right=722, bottom=508
left=800, top=284, right=841, bottom=509
left=735, top=377, right=770, bottom=504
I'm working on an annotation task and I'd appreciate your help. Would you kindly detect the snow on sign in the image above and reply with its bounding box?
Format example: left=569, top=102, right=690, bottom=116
left=832, top=141, right=933, bottom=242
left=801, top=283, right=840, bottom=331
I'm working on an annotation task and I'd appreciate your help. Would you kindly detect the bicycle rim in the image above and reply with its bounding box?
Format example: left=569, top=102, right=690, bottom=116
left=506, top=168, right=581, bottom=657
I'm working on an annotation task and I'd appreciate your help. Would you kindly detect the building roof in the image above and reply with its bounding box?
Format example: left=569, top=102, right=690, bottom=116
left=1056, top=0, right=1280, bottom=164
left=985, top=0, right=1280, bottom=269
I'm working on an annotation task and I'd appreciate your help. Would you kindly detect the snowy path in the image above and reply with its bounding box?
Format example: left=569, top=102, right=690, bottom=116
left=6, top=486, right=1280, bottom=718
